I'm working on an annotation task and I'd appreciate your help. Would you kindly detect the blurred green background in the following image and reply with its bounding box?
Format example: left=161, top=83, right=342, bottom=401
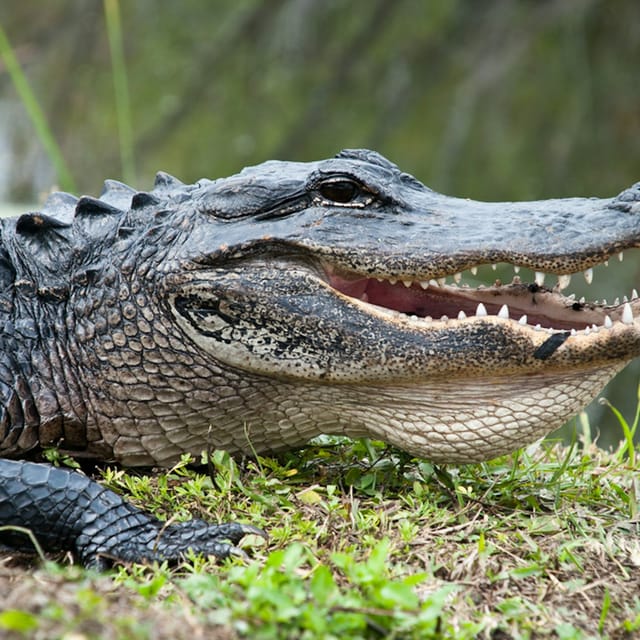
left=0, top=0, right=639, bottom=446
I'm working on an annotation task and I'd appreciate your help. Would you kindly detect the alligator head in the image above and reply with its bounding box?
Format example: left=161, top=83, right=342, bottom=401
left=6, top=149, right=640, bottom=465
left=160, top=149, right=640, bottom=463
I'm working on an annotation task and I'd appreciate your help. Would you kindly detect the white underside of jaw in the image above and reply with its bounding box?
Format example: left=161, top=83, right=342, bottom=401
left=328, top=364, right=626, bottom=462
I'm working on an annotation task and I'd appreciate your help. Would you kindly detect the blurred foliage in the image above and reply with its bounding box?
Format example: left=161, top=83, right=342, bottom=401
left=0, top=0, right=639, bottom=443
left=2, top=0, right=638, bottom=198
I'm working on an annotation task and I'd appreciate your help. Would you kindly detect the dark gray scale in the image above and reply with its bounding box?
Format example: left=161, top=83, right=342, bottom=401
left=39, top=191, right=79, bottom=225
left=100, top=179, right=137, bottom=211
left=131, top=192, right=161, bottom=210
left=11, top=212, right=73, bottom=300
left=152, top=171, right=184, bottom=194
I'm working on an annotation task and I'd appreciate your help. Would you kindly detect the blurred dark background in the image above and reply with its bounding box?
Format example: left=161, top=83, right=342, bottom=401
left=1, top=0, right=639, bottom=446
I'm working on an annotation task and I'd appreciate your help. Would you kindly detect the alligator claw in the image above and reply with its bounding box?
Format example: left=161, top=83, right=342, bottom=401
left=79, top=518, right=268, bottom=568
left=216, top=522, right=269, bottom=544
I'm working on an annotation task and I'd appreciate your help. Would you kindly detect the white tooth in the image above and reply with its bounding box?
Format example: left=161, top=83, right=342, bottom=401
left=623, top=296, right=629, bottom=303
left=389, top=278, right=397, bottom=285
left=622, top=302, right=634, bottom=325
left=453, top=273, right=462, bottom=283
left=570, top=328, right=577, bottom=336
left=375, top=277, right=384, bottom=282
left=475, top=303, right=487, bottom=317
left=458, top=310, right=467, bottom=320
left=602, top=299, right=607, bottom=306
left=618, top=252, right=624, bottom=262
left=518, top=314, right=528, bottom=325
left=535, top=272, right=546, bottom=286
left=514, top=265, right=521, bottom=273
left=437, top=277, right=446, bottom=287
left=614, top=297, right=620, bottom=306
left=498, top=304, right=509, bottom=319
left=604, top=260, right=609, bottom=267
left=584, top=327, right=591, bottom=335
left=579, top=297, right=586, bottom=304
left=491, top=264, right=497, bottom=271
left=425, top=316, right=432, bottom=322
left=547, top=327, right=555, bottom=334
left=402, top=279, right=412, bottom=287
left=440, top=315, right=449, bottom=321
left=633, top=289, right=639, bottom=300
left=591, top=324, right=600, bottom=333
left=420, top=281, right=430, bottom=289
left=604, top=315, right=613, bottom=329
left=429, top=279, right=439, bottom=287
left=584, top=268, right=593, bottom=284
left=534, top=324, right=542, bottom=331
left=470, top=266, right=478, bottom=276
left=567, top=294, right=576, bottom=301
left=557, top=274, right=571, bottom=290
left=410, top=315, right=419, bottom=321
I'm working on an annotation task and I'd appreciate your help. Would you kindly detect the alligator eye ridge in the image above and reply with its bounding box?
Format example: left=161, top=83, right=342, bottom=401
left=317, top=179, right=360, bottom=204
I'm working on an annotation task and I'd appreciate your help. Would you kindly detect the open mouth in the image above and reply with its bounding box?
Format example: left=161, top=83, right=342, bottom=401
left=324, top=258, right=638, bottom=334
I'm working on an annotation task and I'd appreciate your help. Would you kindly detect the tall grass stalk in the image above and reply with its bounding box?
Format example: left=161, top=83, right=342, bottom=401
left=599, top=384, right=640, bottom=467
left=0, top=23, right=76, bottom=193
left=104, top=0, right=136, bottom=184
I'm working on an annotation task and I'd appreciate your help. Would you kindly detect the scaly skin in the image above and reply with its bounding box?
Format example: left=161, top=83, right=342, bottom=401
left=0, top=149, right=639, bottom=565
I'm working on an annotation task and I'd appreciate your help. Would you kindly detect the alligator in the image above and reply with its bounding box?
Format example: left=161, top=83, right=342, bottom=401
left=1, top=149, right=639, bottom=568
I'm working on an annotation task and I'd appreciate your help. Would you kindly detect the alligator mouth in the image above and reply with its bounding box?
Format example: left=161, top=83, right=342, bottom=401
left=324, top=260, right=638, bottom=334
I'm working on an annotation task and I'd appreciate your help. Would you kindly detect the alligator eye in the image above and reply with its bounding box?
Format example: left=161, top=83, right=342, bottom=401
left=318, top=179, right=360, bottom=204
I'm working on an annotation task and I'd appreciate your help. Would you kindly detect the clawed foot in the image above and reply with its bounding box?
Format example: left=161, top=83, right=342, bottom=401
left=81, top=519, right=268, bottom=570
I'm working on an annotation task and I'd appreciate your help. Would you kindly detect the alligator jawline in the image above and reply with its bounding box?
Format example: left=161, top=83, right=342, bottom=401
left=324, top=263, right=638, bottom=333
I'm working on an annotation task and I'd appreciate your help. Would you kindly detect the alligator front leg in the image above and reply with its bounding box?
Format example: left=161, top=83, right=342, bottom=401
left=0, top=459, right=264, bottom=570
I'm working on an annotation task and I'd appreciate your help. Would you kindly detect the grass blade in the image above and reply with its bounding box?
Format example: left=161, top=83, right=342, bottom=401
left=0, top=23, right=76, bottom=193
left=103, top=0, right=136, bottom=184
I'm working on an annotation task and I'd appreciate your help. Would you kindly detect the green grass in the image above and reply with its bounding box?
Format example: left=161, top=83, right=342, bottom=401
left=2, top=432, right=639, bottom=639
left=103, top=0, right=136, bottom=185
